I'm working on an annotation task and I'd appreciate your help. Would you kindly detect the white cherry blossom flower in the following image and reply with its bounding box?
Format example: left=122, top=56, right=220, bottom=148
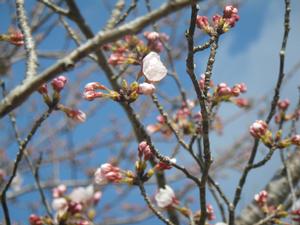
left=142, top=52, right=167, bottom=83
left=155, top=185, right=176, bottom=208
left=69, top=185, right=94, bottom=203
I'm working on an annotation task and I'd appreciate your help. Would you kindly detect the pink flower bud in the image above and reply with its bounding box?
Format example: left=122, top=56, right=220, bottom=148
left=249, top=120, right=268, bottom=139
left=9, top=30, right=24, bottom=46
left=212, top=14, right=222, bottom=27
left=29, top=214, right=42, bottom=225
left=144, top=31, right=160, bottom=41
left=138, top=82, right=156, bottom=95
left=277, top=99, right=290, bottom=111
left=291, top=135, right=300, bottom=146
left=206, top=204, right=215, bottom=221
left=223, top=5, right=238, bottom=18
left=254, top=190, right=268, bottom=206
left=66, top=109, right=86, bottom=123
left=138, top=141, right=153, bottom=160
left=52, top=184, right=67, bottom=198
left=231, top=86, right=241, bottom=96
left=196, top=16, right=209, bottom=30
left=157, top=115, right=165, bottom=124
left=156, top=158, right=176, bottom=170
left=217, top=83, right=231, bottom=96
left=108, top=52, right=125, bottom=66
left=142, top=52, right=167, bottom=83
left=237, top=83, right=247, bottom=93
left=146, top=124, right=161, bottom=134
left=51, top=75, right=67, bottom=92
left=94, top=163, right=122, bottom=184
left=83, top=90, right=103, bottom=101
left=235, top=98, right=250, bottom=108
left=37, top=83, right=48, bottom=95
left=84, top=82, right=106, bottom=91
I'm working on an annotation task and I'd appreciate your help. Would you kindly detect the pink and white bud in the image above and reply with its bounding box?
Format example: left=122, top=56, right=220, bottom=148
left=206, top=204, right=216, bottom=220
left=291, top=135, right=300, bottom=146
left=77, top=221, right=91, bottom=225
left=142, top=52, right=167, bottom=83
left=94, top=163, right=122, bottom=184
left=223, top=5, right=238, bottom=18
left=51, top=75, right=67, bottom=92
left=237, top=83, right=247, bottom=93
left=277, top=99, right=290, bottom=111
left=146, top=124, right=161, bottom=134
left=9, top=30, right=24, bottom=46
left=212, top=14, right=222, bottom=27
left=84, top=82, right=106, bottom=92
left=254, top=190, right=268, bottom=206
left=156, top=158, right=176, bottom=170
left=231, top=85, right=241, bottom=96
left=108, top=52, right=125, bottom=66
left=144, top=31, right=160, bottom=41
left=235, top=98, right=250, bottom=108
left=196, top=16, right=209, bottom=30
left=155, top=185, right=177, bottom=208
left=138, top=141, right=153, bottom=160
left=138, top=82, right=156, bottom=95
left=83, top=90, right=103, bottom=101
left=66, top=109, right=86, bottom=123
left=29, top=214, right=42, bottom=225
left=52, top=184, right=67, bottom=198
left=249, top=120, right=268, bottom=139
left=217, top=83, right=231, bottom=96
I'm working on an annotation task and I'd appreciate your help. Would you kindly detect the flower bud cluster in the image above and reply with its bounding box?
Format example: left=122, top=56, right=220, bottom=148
left=29, top=185, right=101, bottom=225
left=147, top=100, right=202, bottom=138
left=84, top=52, right=167, bottom=104
left=254, top=190, right=268, bottom=207
left=196, top=5, right=239, bottom=35
left=37, top=76, right=86, bottom=123
left=274, top=99, right=299, bottom=124
left=94, top=163, right=137, bottom=185
left=206, top=204, right=216, bottom=220
left=104, top=31, right=168, bottom=67
left=199, top=75, right=249, bottom=108
left=138, top=141, right=154, bottom=161
left=0, top=29, right=24, bottom=46
left=144, top=31, right=169, bottom=53
left=250, top=120, right=300, bottom=148
left=254, top=190, right=288, bottom=222
left=214, top=82, right=247, bottom=100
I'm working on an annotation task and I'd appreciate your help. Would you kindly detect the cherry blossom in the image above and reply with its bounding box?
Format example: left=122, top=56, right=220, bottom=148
left=138, top=82, right=156, bottom=95
left=155, top=185, right=177, bottom=208
left=142, top=52, right=167, bottom=83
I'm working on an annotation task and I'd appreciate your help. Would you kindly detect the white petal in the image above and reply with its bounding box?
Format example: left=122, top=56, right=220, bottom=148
left=142, top=52, right=167, bottom=83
